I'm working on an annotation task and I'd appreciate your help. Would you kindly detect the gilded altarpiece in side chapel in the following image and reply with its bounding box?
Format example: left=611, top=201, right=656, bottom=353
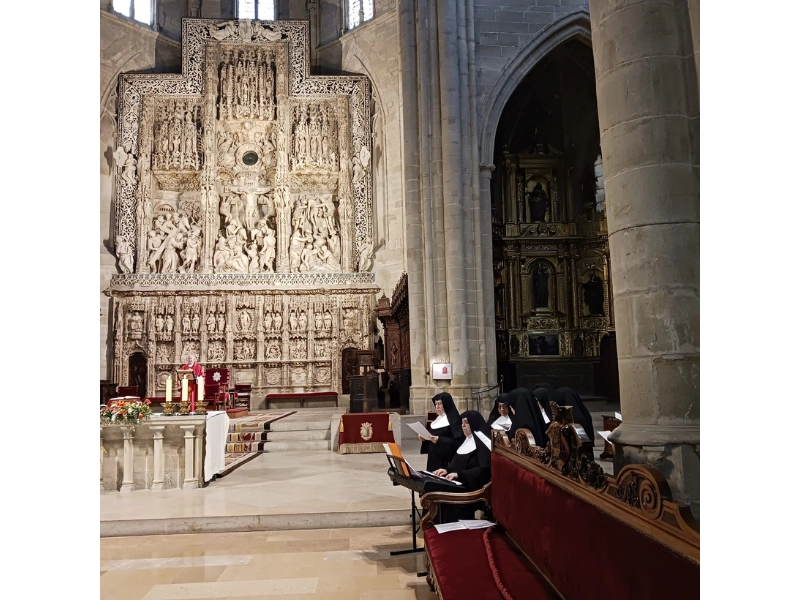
left=493, top=148, right=615, bottom=393
left=107, top=19, right=378, bottom=404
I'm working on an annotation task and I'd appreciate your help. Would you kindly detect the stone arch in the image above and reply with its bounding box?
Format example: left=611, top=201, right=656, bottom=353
left=478, top=10, right=593, bottom=165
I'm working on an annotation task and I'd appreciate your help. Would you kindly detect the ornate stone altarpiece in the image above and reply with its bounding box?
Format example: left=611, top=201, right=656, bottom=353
left=107, top=19, right=378, bottom=399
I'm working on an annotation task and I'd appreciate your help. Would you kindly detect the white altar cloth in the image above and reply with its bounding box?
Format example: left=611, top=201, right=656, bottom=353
left=204, top=411, right=230, bottom=482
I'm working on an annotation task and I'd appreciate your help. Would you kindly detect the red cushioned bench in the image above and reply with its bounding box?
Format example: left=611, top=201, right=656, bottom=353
left=265, top=391, right=338, bottom=409
left=420, top=403, right=700, bottom=600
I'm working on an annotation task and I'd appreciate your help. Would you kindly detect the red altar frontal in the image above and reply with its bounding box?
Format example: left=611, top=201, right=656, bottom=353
left=337, top=413, right=394, bottom=454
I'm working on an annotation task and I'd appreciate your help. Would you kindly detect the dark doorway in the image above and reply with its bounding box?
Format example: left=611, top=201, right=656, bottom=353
left=599, top=333, right=620, bottom=401
left=341, top=347, right=359, bottom=394
left=128, top=352, right=148, bottom=399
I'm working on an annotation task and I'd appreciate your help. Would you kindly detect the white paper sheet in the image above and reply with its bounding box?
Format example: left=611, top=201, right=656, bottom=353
left=615, top=412, right=622, bottom=421
left=434, top=522, right=467, bottom=533
left=406, top=421, right=432, bottom=440
left=573, top=424, right=592, bottom=443
left=541, top=410, right=550, bottom=424
left=421, top=470, right=463, bottom=486
left=459, top=520, right=494, bottom=530
left=598, top=430, right=613, bottom=443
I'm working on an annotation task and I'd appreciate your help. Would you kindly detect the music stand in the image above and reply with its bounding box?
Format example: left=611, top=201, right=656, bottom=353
left=385, top=454, right=425, bottom=559
left=176, top=369, right=196, bottom=382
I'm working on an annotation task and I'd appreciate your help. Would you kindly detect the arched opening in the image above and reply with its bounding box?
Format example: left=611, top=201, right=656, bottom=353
left=128, top=352, right=148, bottom=399
left=491, top=38, right=616, bottom=397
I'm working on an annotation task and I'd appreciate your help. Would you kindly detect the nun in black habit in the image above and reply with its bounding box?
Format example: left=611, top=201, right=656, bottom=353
left=487, top=393, right=513, bottom=432
left=551, top=386, right=595, bottom=447
left=419, top=392, right=464, bottom=472
left=507, top=388, right=549, bottom=448
left=424, top=411, right=493, bottom=522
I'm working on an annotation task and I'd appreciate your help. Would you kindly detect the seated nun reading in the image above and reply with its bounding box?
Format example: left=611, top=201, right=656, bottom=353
left=505, top=388, right=549, bottom=448
left=418, top=392, right=464, bottom=472
left=423, top=410, right=493, bottom=523
left=488, top=393, right=512, bottom=431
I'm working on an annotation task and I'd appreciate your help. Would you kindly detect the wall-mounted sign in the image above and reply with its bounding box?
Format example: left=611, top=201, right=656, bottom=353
left=432, top=363, right=453, bottom=380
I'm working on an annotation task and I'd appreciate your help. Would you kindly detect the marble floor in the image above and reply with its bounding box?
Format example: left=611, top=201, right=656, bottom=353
left=100, top=526, right=436, bottom=600
left=101, top=446, right=431, bottom=536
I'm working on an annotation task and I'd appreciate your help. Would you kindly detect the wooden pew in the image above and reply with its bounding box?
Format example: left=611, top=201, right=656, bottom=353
left=420, top=402, right=699, bottom=600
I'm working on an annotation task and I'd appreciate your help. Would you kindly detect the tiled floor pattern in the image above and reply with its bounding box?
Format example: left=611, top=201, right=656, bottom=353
left=100, top=526, right=436, bottom=600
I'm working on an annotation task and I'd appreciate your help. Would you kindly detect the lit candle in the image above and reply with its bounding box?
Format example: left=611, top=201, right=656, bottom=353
left=165, top=376, right=173, bottom=403
left=181, top=375, right=188, bottom=403
left=197, top=376, right=204, bottom=404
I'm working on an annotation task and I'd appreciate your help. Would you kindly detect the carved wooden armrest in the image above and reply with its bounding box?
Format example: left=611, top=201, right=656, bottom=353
left=420, top=482, right=492, bottom=530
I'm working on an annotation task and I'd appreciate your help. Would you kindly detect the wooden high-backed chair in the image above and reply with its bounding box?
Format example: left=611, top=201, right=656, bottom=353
left=204, top=368, right=231, bottom=410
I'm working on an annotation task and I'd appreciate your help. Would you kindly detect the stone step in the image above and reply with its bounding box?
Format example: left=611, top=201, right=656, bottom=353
left=267, top=429, right=330, bottom=441
left=265, top=440, right=331, bottom=452
left=269, top=419, right=332, bottom=432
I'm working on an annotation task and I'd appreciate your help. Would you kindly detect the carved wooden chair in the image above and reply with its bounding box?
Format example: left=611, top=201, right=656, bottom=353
left=204, top=368, right=231, bottom=410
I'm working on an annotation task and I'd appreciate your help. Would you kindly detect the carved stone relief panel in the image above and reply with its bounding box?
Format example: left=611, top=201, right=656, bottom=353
left=113, top=19, right=372, bottom=276
left=110, top=289, right=376, bottom=394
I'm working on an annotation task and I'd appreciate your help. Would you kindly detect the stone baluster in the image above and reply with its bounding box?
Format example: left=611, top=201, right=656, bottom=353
left=120, top=426, right=135, bottom=493
left=180, top=425, right=199, bottom=489
left=100, top=427, right=105, bottom=492
left=194, top=424, right=204, bottom=486
left=150, top=425, right=166, bottom=491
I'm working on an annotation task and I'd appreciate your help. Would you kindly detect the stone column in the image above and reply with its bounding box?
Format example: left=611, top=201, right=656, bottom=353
left=588, top=0, right=700, bottom=514
left=120, top=426, right=135, bottom=493
left=180, top=425, right=199, bottom=489
left=150, top=425, right=166, bottom=491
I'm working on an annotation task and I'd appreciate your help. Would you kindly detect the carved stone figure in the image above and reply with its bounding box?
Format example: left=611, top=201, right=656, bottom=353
left=116, top=236, right=134, bottom=274
left=165, top=314, right=174, bottom=334
left=582, top=274, right=605, bottom=316
left=128, top=313, right=144, bottom=339
left=191, top=312, right=200, bottom=333
left=113, top=145, right=137, bottom=186
left=246, top=241, right=260, bottom=273
left=264, top=311, right=272, bottom=331
left=533, top=264, right=550, bottom=309
left=323, top=310, right=332, bottom=330
left=314, top=312, right=323, bottom=330
left=298, top=311, right=308, bottom=331
left=213, top=234, right=231, bottom=273
left=357, top=240, right=373, bottom=272
left=156, top=314, right=165, bottom=332
left=206, top=314, right=216, bottom=333
left=182, top=314, right=191, bottom=333
left=240, top=310, right=251, bottom=332
left=260, top=227, right=276, bottom=272
left=274, top=311, right=282, bottom=331
left=527, top=182, right=550, bottom=222
left=289, top=310, right=298, bottom=331
left=217, top=313, right=226, bottom=333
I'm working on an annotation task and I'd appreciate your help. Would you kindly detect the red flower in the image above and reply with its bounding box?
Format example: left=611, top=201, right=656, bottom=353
left=138, top=413, right=143, bottom=419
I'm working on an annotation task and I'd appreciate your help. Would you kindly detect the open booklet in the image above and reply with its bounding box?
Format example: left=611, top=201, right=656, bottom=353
left=434, top=519, right=494, bottom=534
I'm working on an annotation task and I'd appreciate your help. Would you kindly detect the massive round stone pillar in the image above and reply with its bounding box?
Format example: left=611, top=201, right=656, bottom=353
left=588, top=0, right=700, bottom=515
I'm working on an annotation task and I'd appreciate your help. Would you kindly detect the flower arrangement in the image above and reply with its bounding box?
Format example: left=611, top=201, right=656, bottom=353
left=100, top=398, right=153, bottom=427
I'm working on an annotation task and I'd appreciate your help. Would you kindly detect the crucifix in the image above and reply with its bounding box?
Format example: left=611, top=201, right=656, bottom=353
left=228, top=179, right=272, bottom=231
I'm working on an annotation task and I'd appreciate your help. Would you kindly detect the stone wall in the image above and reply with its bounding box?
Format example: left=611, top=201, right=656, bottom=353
left=317, top=6, right=404, bottom=299
left=101, top=10, right=182, bottom=380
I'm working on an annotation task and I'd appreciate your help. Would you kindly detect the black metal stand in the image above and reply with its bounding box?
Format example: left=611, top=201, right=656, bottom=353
left=391, top=489, right=424, bottom=556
